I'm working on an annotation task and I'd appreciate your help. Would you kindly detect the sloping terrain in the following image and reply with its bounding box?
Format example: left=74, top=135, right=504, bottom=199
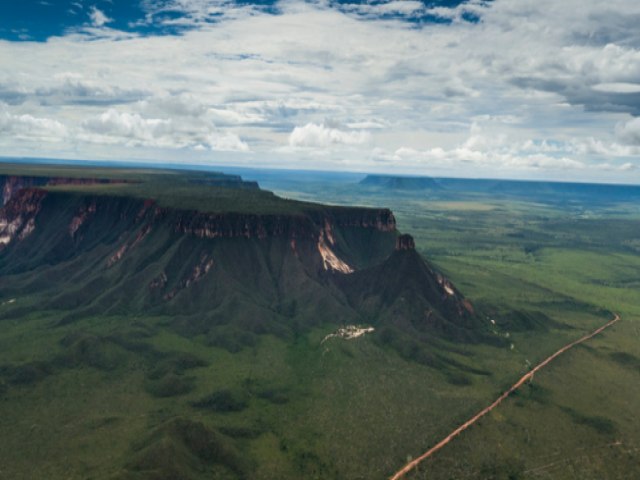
left=0, top=165, right=498, bottom=479
left=0, top=167, right=486, bottom=343
left=253, top=172, right=640, bottom=479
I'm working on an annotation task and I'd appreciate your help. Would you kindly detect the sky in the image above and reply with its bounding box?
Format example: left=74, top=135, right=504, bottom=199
left=1, top=0, right=640, bottom=183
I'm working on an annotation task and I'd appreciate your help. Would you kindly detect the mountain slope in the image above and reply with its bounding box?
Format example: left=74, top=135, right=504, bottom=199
left=338, top=234, right=478, bottom=342
left=0, top=169, right=487, bottom=348
left=0, top=165, right=496, bottom=480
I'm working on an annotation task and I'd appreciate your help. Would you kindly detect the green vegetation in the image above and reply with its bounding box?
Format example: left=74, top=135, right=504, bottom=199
left=1, top=165, right=639, bottom=479
left=0, top=162, right=325, bottom=214
left=258, top=175, right=640, bottom=479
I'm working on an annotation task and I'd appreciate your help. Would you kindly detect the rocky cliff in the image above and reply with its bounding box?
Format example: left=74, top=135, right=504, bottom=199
left=0, top=170, right=487, bottom=353
left=0, top=188, right=47, bottom=247
left=395, top=233, right=416, bottom=250
left=0, top=185, right=396, bottom=275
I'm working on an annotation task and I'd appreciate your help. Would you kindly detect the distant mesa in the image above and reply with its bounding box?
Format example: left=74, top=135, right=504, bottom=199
left=360, top=175, right=640, bottom=201
left=360, top=174, right=440, bottom=190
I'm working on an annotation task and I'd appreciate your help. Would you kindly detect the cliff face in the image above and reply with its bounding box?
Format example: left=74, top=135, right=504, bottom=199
left=334, top=232, right=482, bottom=344
left=174, top=208, right=395, bottom=241
left=311, top=208, right=396, bottom=232
left=1, top=176, right=48, bottom=205
left=0, top=188, right=47, bottom=247
left=395, top=234, right=415, bottom=251
left=174, top=211, right=318, bottom=240
left=0, top=175, right=485, bottom=349
left=0, top=187, right=396, bottom=274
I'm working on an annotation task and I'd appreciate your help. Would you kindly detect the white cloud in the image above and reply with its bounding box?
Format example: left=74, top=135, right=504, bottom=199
left=83, top=109, right=172, bottom=143
left=289, top=122, right=371, bottom=148
left=2, top=0, right=640, bottom=182
left=139, top=94, right=208, bottom=118
left=383, top=144, right=586, bottom=172
left=616, top=117, right=640, bottom=145
left=0, top=103, right=68, bottom=142
left=346, top=120, right=387, bottom=129
left=81, top=107, right=250, bottom=151
left=340, top=0, right=426, bottom=18
left=205, top=132, right=250, bottom=152
left=592, top=83, right=640, bottom=94
left=619, top=162, right=636, bottom=171
left=89, top=7, right=113, bottom=27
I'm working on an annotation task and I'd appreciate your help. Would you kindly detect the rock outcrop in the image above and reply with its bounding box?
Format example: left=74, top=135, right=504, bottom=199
left=0, top=187, right=396, bottom=276
left=395, top=234, right=415, bottom=251
left=0, top=188, right=47, bottom=247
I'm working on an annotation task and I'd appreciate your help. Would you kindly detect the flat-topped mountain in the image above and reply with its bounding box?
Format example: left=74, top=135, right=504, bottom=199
left=0, top=166, right=481, bottom=344
left=360, top=174, right=440, bottom=190
left=359, top=173, right=640, bottom=203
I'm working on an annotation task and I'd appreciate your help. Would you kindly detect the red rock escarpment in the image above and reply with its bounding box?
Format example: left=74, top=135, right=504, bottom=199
left=395, top=234, right=415, bottom=251
left=0, top=188, right=47, bottom=247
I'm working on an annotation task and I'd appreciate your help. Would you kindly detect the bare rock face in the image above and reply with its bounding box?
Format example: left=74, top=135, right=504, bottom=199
left=313, top=208, right=396, bottom=232
left=0, top=176, right=485, bottom=348
left=1, top=176, right=48, bottom=205
left=0, top=188, right=47, bottom=247
left=395, top=234, right=415, bottom=251
left=174, top=212, right=317, bottom=240
left=174, top=208, right=396, bottom=241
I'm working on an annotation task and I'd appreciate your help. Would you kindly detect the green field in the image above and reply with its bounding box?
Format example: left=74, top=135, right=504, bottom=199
left=256, top=178, right=640, bottom=479
left=1, top=168, right=639, bottom=479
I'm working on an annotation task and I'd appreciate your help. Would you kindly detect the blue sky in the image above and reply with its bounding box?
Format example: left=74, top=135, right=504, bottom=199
left=0, top=1, right=474, bottom=41
left=1, top=0, right=640, bottom=182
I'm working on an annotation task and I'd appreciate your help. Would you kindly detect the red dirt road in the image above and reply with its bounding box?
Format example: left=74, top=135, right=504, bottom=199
left=389, top=314, right=621, bottom=480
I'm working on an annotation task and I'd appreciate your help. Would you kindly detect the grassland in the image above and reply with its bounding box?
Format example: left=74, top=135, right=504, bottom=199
left=1, top=167, right=639, bottom=479
left=256, top=177, right=640, bottom=479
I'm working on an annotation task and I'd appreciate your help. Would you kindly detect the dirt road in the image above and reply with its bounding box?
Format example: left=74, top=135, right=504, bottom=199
left=389, top=314, right=621, bottom=480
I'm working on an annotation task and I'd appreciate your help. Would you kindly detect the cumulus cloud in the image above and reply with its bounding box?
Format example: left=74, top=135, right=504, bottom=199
left=2, top=0, right=640, bottom=181
left=377, top=144, right=587, bottom=173
left=289, top=122, right=371, bottom=148
left=81, top=107, right=250, bottom=152
left=0, top=103, right=68, bottom=142
left=83, top=109, right=172, bottom=144
left=204, top=133, right=250, bottom=152
left=619, top=162, right=636, bottom=171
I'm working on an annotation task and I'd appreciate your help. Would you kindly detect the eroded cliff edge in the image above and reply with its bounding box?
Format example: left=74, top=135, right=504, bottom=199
left=0, top=170, right=489, bottom=355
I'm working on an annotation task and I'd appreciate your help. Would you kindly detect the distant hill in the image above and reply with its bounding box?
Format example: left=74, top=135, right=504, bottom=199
left=359, top=174, right=640, bottom=203
left=360, top=174, right=440, bottom=190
